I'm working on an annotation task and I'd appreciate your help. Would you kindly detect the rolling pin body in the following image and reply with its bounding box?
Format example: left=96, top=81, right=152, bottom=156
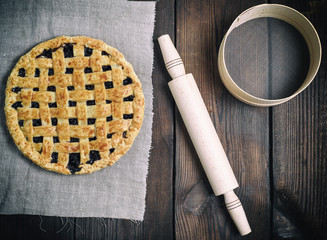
left=169, top=73, right=238, bottom=195
left=158, top=34, right=251, bottom=236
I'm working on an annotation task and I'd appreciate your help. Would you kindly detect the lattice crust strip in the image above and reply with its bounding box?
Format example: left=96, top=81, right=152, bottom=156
left=5, top=36, right=145, bottom=174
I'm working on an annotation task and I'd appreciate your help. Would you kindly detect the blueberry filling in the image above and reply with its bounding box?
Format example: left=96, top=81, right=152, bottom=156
left=86, top=150, right=101, bottom=165
left=123, top=131, right=127, bottom=138
left=65, top=68, right=74, bottom=74
left=101, top=51, right=110, bottom=56
left=123, top=114, right=133, bottom=119
left=53, top=136, right=60, bottom=143
left=36, top=49, right=52, bottom=59
left=67, top=85, right=75, bottom=91
left=51, top=152, right=58, bottom=163
left=12, top=87, right=22, bottom=93
left=48, top=68, right=54, bottom=76
left=31, top=102, right=39, bottom=108
left=18, top=120, right=24, bottom=127
left=86, top=100, right=95, bottom=106
left=123, top=77, right=133, bottom=85
left=89, top=137, right=97, bottom=142
left=11, top=101, right=23, bottom=109
left=48, top=102, right=57, bottom=108
left=33, top=88, right=39, bottom=91
left=70, top=137, right=79, bottom=142
left=38, top=147, right=43, bottom=153
left=102, top=65, right=111, bottom=72
left=106, top=116, right=112, bottom=122
left=84, top=67, right=93, bottom=73
left=67, top=153, right=81, bottom=174
left=51, top=118, right=58, bottom=126
left=87, top=118, right=96, bottom=125
left=104, top=81, right=113, bottom=89
left=84, top=47, right=93, bottom=56
left=63, top=43, right=74, bottom=58
left=106, top=100, right=112, bottom=104
left=85, top=84, right=94, bottom=90
left=35, top=68, right=40, bottom=77
left=69, top=118, right=78, bottom=125
left=33, top=136, right=43, bottom=143
left=68, top=101, right=76, bottom=107
left=107, top=133, right=113, bottom=138
left=33, top=119, right=42, bottom=126
left=109, top=148, right=115, bottom=154
left=18, top=68, right=26, bottom=77
left=123, top=95, right=134, bottom=102
left=47, top=86, right=56, bottom=91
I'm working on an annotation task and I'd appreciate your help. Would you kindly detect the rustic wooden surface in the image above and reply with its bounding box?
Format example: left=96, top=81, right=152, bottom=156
left=1, top=0, right=326, bottom=239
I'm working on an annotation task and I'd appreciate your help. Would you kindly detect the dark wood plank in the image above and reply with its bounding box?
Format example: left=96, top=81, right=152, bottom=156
left=0, top=215, right=75, bottom=240
left=270, top=1, right=327, bottom=239
left=175, top=0, right=270, bottom=239
left=74, top=218, right=117, bottom=239
left=142, top=0, right=176, bottom=239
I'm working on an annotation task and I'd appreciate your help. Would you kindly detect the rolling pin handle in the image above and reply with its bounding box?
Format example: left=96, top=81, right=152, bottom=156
left=224, top=191, right=251, bottom=236
left=158, top=34, right=186, bottom=79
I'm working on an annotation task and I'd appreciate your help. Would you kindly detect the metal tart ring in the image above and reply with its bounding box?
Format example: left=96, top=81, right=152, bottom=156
left=218, top=4, right=322, bottom=107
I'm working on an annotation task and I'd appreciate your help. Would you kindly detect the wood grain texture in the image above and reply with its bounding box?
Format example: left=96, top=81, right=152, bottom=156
left=270, top=1, right=327, bottom=239
left=143, top=0, right=175, bottom=239
left=0, top=215, right=75, bottom=240
left=175, top=0, right=270, bottom=239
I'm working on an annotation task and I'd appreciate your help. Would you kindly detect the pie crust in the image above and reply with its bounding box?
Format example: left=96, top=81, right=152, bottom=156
left=5, top=36, right=144, bottom=174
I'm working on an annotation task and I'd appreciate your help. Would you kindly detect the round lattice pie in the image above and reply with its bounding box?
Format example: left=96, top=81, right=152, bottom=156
left=5, top=36, right=144, bottom=174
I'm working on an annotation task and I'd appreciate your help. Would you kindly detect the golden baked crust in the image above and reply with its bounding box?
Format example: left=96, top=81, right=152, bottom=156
left=5, top=36, right=144, bottom=174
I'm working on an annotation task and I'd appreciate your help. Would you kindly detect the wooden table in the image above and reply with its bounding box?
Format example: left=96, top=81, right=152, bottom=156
left=1, top=0, right=326, bottom=239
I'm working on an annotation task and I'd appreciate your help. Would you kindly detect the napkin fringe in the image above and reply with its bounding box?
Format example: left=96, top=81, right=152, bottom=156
left=38, top=215, right=145, bottom=233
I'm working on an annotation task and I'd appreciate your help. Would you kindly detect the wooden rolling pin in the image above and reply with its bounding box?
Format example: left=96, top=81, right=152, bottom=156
left=158, top=34, right=251, bottom=236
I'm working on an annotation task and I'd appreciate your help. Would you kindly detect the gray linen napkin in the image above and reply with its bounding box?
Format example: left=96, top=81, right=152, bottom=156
left=0, top=0, right=155, bottom=221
